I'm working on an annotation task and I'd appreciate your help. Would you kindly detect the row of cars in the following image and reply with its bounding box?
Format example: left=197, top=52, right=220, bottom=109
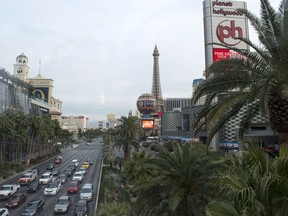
left=53, top=158, right=93, bottom=215
left=0, top=156, right=93, bottom=215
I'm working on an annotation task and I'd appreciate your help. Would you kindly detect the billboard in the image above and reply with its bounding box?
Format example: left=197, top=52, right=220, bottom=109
left=213, top=48, right=246, bottom=62
left=203, top=0, right=249, bottom=68
left=141, top=119, right=154, bottom=129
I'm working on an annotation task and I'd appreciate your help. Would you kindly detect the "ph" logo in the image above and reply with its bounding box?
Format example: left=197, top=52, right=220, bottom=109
left=216, top=20, right=243, bottom=46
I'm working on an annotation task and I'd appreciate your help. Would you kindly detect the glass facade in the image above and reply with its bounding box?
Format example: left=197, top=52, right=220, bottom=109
left=0, top=69, right=32, bottom=114
left=0, top=80, right=30, bottom=113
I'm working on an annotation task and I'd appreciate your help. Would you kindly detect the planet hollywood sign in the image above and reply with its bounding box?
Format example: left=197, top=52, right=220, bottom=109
left=212, top=0, right=244, bottom=17
left=210, top=0, right=247, bottom=46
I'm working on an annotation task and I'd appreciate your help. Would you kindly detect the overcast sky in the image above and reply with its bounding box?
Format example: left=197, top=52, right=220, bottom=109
left=0, top=0, right=280, bottom=121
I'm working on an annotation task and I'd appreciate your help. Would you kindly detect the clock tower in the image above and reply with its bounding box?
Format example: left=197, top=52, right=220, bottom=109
left=13, top=53, right=30, bottom=81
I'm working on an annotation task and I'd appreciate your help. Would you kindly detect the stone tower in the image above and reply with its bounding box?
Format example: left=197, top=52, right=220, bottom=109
left=151, top=45, right=164, bottom=113
left=13, top=53, right=30, bottom=81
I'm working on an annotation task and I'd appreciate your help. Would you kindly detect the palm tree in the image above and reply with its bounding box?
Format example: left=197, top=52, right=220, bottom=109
left=114, top=116, right=142, bottom=162
left=0, top=112, right=15, bottom=162
left=192, top=0, right=288, bottom=147
left=124, top=151, right=154, bottom=185
left=97, top=202, right=130, bottom=216
left=206, top=144, right=288, bottom=216
left=135, top=142, right=226, bottom=216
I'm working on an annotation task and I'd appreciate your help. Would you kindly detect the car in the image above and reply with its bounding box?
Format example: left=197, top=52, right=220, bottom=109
left=0, top=184, right=20, bottom=200
left=18, top=170, right=37, bottom=185
left=72, top=172, right=84, bottom=183
left=0, top=208, right=9, bottom=216
left=64, top=168, right=73, bottom=177
left=46, top=163, right=55, bottom=170
left=71, top=159, right=79, bottom=167
left=54, top=196, right=71, bottom=214
left=44, top=180, right=61, bottom=196
left=21, top=199, right=44, bottom=216
left=53, top=156, right=63, bottom=164
left=86, top=158, right=93, bottom=165
left=78, top=167, right=87, bottom=176
left=27, top=181, right=41, bottom=193
left=81, top=162, right=90, bottom=169
left=67, top=163, right=76, bottom=171
left=73, top=200, right=89, bottom=216
left=67, top=181, right=80, bottom=194
left=58, top=173, right=68, bottom=184
left=80, top=183, right=93, bottom=201
left=52, top=168, right=60, bottom=176
left=5, top=193, right=26, bottom=208
left=39, top=172, right=53, bottom=184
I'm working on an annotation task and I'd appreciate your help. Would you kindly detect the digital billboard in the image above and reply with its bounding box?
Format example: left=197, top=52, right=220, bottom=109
left=213, top=48, right=246, bottom=62
left=141, top=119, right=154, bottom=129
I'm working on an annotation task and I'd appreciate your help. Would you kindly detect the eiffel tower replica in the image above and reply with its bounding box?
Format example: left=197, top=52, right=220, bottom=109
left=151, top=45, right=164, bottom=117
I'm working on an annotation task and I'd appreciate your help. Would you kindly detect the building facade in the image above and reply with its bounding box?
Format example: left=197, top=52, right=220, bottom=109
left=164, top=98, right=192, bottom=112
left=161, top=105, right=207, bottom=141
left=0, top=69, right=33, bottom=114
left=13, top=53, right=62, bottom=120
left=59, top=115, right=89, bottom=132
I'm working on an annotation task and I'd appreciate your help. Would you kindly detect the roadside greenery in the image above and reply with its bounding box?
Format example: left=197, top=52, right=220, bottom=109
left=0, top=111, right=73, bottom=173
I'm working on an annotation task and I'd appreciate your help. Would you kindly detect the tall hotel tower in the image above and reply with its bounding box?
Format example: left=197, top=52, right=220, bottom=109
left=151, top=45, right=164, bottom=114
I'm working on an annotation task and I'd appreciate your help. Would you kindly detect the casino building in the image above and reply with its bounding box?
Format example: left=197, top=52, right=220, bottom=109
left=0, top=53, right=62, bottom=119
left=13, top=53, right=62, bottom=120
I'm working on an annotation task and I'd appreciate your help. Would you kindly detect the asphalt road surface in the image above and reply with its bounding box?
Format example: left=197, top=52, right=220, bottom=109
left=0, top=138, right=103, bottom=216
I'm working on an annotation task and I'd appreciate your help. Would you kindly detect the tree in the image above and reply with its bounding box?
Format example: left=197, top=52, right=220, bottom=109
left=97, top=202, right=130, bottom=216
left=124, top=151, right=154, bottom=185
left=206, top=143, right=288, bottom=216
left=192, top=0, right=288, bottom=147
left=114, top=116, right=142, bottom=162
left=135, top=142, right=226, bottom=216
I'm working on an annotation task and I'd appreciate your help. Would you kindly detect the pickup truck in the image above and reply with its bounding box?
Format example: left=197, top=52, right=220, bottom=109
left=18, top=170, right=38, bottom=185
left=0, top=184, right=20, bottom=200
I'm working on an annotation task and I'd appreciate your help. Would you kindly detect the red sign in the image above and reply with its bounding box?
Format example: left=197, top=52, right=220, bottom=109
left=213, top=48, right=230, bottom=62
left=213, top=48, right=247, bottom=63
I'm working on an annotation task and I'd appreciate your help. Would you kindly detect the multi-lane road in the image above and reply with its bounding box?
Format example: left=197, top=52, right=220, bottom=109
left=0, top=138, right=103, bottom=216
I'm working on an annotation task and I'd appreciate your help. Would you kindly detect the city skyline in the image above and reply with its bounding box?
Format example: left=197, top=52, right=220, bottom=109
left=0, top=0, right=280, bottom=121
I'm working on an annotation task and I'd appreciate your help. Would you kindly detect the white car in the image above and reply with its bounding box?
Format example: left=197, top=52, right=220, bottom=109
left=54, top=196, right=71, bottom=214
left=71, top=159, right=79, bottom=168
left=78, top=167, right=87, bottom=176
left=44, top=180, right=61, bottom=196
left=80, top=183, right=93, bottom=201
left=0, top=208, right=9, bottom=216
left=39, top=172, right=53, bottom=185
left=72, top=172, right=84, bottom=183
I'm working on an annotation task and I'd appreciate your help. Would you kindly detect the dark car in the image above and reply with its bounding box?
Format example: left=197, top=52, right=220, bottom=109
left=58, top=173, right=68, bottom=184
left=68, top=163, right=76, bottom=171
left=53, top=156, right=62, bottom=164
left=5, top=193, right=26, bottom=208
left=46, top=163, right=55, bottom=170
left=52, top=168, right=60, bottom=176
left=73, top=199, right=89, bottom=216
left=27, top=181, right=41, bottom=193
left=21, top=199, right=44, bottom=216
left=64, top=168, right=73, bottom=177
left=67, top=181, right=80, bottom=194
left=86, top=158, right=93, bottom=165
